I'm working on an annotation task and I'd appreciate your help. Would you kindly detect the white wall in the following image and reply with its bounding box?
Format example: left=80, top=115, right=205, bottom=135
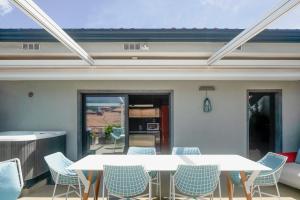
left=0, top=80, right=299, bottom=160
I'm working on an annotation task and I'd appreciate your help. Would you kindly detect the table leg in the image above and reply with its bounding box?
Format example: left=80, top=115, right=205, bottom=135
left=78, top=171, right=93, bottom=200
left=241, top=170, right=260, bottom=200
left=225, top=172, right=234, bottom=200
left=240, top=171, right=252, bottom=200
left=94, top=171, right=102, bottom=200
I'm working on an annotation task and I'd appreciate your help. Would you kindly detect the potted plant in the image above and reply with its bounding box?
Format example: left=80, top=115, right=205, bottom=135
left=104, top=124, right=121, bottom=141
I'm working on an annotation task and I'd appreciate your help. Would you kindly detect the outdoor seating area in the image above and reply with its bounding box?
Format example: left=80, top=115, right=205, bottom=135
left=1, top=147, right=300, bottom=200
left=1, top=0, right=300, bottom=200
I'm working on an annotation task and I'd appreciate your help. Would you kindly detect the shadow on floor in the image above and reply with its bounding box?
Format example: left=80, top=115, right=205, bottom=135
left=19, top=173, right=300, bottom=200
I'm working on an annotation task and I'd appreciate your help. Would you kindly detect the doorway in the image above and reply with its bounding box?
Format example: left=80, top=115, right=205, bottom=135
left=128, top=94, right=170, bottom=153
left=247, top=90, right=282, bottom=160
left=79, top=91, right=172, bottom=157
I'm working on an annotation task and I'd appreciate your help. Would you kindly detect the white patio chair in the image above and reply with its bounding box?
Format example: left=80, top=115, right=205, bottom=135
left=230, top=152, right=287, bottom=199
left=127, top=147, right=161, bottom=199
left=44, top=152, right=96, bottom=200
left=103, top=165, right=151, bottom=200
left=171, top=165, right=221, bottom=200
left=110, top=127, right=125, bottom=153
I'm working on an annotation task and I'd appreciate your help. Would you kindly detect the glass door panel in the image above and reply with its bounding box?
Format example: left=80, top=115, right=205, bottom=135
left=83, top=95, right=127, bottom=155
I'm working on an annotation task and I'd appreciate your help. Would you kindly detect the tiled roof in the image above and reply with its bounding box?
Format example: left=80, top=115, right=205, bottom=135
left=0, top=28, right=300, bottom=42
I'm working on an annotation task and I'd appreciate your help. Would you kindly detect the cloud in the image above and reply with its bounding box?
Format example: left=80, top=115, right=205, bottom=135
left=0, top=0, right=13, bottom=16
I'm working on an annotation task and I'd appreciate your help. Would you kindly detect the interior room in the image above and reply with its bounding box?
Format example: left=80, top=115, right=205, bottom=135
left=128, top=94, right=170, bottom=153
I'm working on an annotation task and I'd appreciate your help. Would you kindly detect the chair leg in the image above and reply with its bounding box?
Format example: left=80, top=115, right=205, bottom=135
left=159, top=173, right=161, bottom=200
left=52, top=182, right=58, bottom=200
left=275, top=182, right=281, bottom=200
left=149, top=180, right=152, bottom=200
left=172, top=176, right=175, bottom=200
left=102, top=182, right=105, bottom=200
left=257, top=186, right=262, bottom=200
left=78, top=182, right=82, bottom=200
left=156, top=177, right=159, bottom=197
left=113, top=139, right=116, bottom=153
left=218, top=180, right=222, bottom=200
left=92, top=184, right=95, bottom=200
left=169, top=175, right=172, bottom=200
left=66, top=185, right=70, bottom=200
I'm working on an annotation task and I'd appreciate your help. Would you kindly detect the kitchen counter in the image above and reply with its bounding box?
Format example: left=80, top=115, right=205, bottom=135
left=129, top=131, right=160, bottom=148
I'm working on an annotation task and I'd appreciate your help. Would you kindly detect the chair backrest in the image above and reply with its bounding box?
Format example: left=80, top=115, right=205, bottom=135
left=174, top=165, right=220, bottom=197
left=44, top=152, right=76, bottom=180
left=172, top=147, right=201, bottom=155
left=112, top=127, right=124, bottom=137
left=258, top=152, right=287, bottom=181
left=0, top=158, right=23, bottom=200
left=103, top=165, right=150, bottom=198
left=127, top=147, right=156, bottom=155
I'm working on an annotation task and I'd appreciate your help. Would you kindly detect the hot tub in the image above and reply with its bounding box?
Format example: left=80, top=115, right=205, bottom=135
left=0, top=131, right=66, bottom=182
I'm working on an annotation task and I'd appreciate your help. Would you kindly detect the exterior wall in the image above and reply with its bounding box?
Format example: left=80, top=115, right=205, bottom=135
left=0, top=80, right=299, bottom=160
left=1, top=42, right=300, bottom=58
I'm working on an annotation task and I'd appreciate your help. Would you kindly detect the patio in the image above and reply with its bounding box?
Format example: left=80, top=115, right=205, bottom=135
left=1, top=0, right=300, bottom=200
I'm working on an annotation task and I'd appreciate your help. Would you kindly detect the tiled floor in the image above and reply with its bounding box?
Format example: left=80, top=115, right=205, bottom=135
left=19, top=175, right=300, bottom=200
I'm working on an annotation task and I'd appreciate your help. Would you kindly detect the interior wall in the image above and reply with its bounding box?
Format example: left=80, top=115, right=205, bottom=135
left=0, top=80, right=299, bottom=160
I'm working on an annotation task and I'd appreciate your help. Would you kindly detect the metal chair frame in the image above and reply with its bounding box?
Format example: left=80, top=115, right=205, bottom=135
left=170, top=165, right=221, bottom=200
left=102, top=165, right=152, bottom=200
left=251, top=158, right=287, bottom=200
left=127, top=147, right=161, bottom=199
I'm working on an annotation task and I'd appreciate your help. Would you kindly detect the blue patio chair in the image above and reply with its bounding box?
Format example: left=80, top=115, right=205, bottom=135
left=171, top=165, right=221, bottom=200
left=252, top=152, right=287, bottom=199
left=44, top=152, right=96, bottom=200
left=103, top=165, right=151, bottom=199
left=111, top=127, right=125, bottom=153
left=127, top=147, right=161, bottom=199
left=172, top=146, right=201, bottom=155
left=0, top=158, right=23, bottom=200
left=230, top=152, right=287, bottom=199
left=171, top=146, right=222, bottom=199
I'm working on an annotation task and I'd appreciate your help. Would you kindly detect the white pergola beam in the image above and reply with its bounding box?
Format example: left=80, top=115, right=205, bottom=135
left=207, top=0, right=300, bottom=65
left=10, top=0, right=94, bottom=65
left=1, top=68, right=300, bottom=81
left=0, top=59, right=300, bottom=69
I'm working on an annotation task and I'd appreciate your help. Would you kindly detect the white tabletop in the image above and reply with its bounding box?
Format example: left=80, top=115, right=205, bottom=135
left=68, top=154, right=271, bottom=172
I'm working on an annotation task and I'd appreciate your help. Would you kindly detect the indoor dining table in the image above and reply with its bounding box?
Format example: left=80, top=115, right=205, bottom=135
left=67, top=154, right=270, bottom=200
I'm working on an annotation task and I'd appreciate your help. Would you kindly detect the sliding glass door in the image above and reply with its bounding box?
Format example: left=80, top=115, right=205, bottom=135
left=82, top=94, right=127, bottom=155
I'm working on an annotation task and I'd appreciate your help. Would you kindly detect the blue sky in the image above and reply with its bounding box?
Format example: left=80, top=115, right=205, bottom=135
left=0, top=0, right=300, bottom=29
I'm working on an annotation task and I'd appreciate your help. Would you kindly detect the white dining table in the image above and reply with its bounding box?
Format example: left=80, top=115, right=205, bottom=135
left=68, top=154, right=271, bottom=200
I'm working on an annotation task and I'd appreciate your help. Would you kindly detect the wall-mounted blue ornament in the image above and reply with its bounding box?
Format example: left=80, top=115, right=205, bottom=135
left=203, top=97, right=212, bottom=112
left=199, top=86, right=215, bottom=113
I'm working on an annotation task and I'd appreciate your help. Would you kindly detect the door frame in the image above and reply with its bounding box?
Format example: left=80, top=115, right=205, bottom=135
left=246, top=89, right=282, bottom=158
left=77, top=90, right=174, bottom=159
left=79, top=93, right=129, bottom=158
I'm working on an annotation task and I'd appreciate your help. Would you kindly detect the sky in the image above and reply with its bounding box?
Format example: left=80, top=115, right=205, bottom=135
left=0, top=0, right=300, bottom=29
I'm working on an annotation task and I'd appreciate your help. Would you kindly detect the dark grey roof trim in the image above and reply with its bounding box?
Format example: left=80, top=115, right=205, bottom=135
left=0, top=29, right=300, bottom=43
